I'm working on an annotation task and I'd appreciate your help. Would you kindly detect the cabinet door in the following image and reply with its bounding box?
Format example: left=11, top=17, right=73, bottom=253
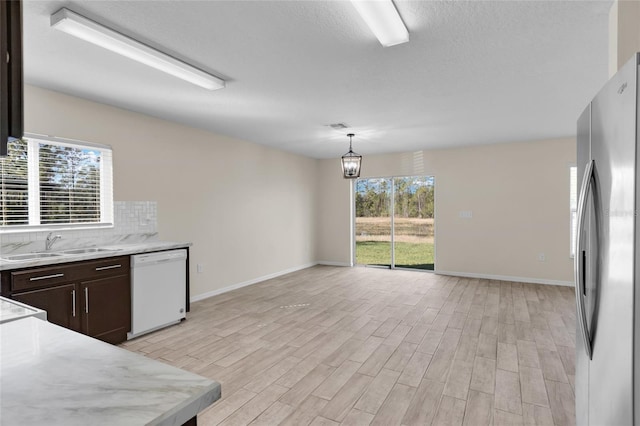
left=81, top=274, right=131, bottom=344
left=13, top=284, right=80, bottom=331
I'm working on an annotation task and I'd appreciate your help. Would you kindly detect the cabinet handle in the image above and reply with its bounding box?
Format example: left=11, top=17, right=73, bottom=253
left=84, top=287, right=89, bottom=314
left=30, top=273, right=64, bottom=281
left=71, top=290, right=76, bottom=317
left=95, top=264, right=121, bottom=271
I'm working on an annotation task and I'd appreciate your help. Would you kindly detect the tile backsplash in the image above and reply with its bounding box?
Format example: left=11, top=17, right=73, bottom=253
left=0, top=201, right=159, bottom=255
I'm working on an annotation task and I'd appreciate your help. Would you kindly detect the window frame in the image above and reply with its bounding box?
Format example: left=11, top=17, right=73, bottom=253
left=570, top=164, right=577, bottom=259
left=0, top=133, right=114, bottom=233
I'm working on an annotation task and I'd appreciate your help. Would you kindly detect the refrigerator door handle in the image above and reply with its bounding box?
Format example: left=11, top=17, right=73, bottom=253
left=575, top=159, right=594, bottom=359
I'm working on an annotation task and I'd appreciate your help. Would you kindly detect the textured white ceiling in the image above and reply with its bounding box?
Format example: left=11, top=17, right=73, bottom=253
left=23, top=0, right=612, bottom=159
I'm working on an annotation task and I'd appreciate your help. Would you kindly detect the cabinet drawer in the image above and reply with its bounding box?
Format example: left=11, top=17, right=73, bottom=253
left=75, top=256, right=130, bottom=279
left=10, top=256, right=131, bottom=292
left=11, top=265, right=76, bottom=292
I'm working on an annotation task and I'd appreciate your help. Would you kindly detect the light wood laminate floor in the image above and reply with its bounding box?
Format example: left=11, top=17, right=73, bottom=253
left=121, top=266, right=576, bottom=426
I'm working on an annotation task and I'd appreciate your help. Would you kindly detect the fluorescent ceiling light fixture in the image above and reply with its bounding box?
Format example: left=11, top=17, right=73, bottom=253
left=50, top=8, right=225, bottom=90
left=351, top=0, right=409, bottom=47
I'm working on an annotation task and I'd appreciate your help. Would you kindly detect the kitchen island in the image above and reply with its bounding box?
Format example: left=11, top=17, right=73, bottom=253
left=0, top=316, right=220, bottom=425
left=0, top=295, right=46, bottom=323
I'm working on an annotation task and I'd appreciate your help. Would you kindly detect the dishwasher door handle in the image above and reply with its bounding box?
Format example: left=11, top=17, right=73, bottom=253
left=138, top=258, right=176, bottom=266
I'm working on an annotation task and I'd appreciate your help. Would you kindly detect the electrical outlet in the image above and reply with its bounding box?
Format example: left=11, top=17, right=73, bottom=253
left=197, top=264, right=203, bottom=274
left=538, top=253, right=546, bottom=262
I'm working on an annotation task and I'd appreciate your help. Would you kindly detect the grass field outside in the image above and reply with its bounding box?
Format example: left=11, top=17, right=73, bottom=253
left=356, top=217, right=434, bottom=270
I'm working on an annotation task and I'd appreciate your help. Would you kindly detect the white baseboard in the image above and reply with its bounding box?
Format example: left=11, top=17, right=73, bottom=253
left=190, top=262, right=317, bottom=303
left=191, top=264, right=573, bottom=304
left=317, top=261, right=352, bottom=267
left=435, top=270, right=574, bottom=287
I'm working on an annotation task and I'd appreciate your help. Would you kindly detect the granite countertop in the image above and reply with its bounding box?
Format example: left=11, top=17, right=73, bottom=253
left=0, top=241, right=192, bottom=271
left=0, top=317, right=220, bottom=425
left=0, top=296, right=47, bottom=323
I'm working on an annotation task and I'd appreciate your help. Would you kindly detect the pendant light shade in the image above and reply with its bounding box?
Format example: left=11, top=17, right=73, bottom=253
left=341, top=133, right=362, bottom=179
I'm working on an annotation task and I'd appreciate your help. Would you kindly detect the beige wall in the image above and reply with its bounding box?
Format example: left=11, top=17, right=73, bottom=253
left=24, top=85, right=318, bottom=299
left=609, top=0, right=640, bottom=75
left=316, top=138, right=576, bottom=284
left=25, top=85, right=575, bottom=291
left=315, top=159, right=352, bottom=265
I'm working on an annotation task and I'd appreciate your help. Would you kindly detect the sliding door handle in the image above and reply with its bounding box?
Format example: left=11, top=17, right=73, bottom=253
left=575, top=159, right=594, bottom=359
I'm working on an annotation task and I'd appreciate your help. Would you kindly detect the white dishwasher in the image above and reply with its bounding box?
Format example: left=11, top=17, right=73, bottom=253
left=128, top=249, right=187, bottom=340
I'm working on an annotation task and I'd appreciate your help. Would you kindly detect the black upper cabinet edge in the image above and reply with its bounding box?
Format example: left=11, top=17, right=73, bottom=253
left=1, top=0, right=23, bottom=157
left=1, top=1, right=9, bottom=156
left=8, top=0, right=23, bottom=144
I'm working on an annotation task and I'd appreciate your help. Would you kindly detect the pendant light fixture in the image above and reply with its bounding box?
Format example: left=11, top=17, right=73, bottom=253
left=341, top=133, right=362, bottom=179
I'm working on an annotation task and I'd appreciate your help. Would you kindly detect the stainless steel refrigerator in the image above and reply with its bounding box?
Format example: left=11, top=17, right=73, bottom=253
left=575, top=52, right=639, bottom=425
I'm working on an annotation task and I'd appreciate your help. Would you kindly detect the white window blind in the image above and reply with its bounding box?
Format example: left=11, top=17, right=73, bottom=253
left=0, top=135, right=113, bottom=230
left=0, top=139, right=29, bottom=225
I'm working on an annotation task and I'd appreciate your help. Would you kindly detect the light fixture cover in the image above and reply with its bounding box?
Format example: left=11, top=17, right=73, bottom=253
left=341, top=134, right=362, bottom=179
left=50, top=8, right=225, bottom=90
left=351, top=0, right=409, bottom=47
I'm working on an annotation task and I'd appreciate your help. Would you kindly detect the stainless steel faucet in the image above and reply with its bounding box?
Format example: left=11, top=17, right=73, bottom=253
left=45, top=232, right=62, bottom=251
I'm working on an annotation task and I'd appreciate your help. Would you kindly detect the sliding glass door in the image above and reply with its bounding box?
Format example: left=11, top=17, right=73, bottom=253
left=355, top=176, right=435, bottom=271
left=355, top=178, right=392, bottom=267
left=393, top=176, right=435, bottom=270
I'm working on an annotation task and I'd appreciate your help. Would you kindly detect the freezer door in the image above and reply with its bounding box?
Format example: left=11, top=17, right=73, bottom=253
left=635, top=54, right=640, bottom=425
left=587, top=54, right=637, bottom=426
left=575, top=104, right=591, bottom=426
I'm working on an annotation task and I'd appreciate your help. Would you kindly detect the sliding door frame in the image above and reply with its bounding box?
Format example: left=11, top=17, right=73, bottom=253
left=352, top=175, right=436, bottom=272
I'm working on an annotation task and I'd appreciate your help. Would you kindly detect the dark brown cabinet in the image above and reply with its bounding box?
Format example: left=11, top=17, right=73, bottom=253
left=80, top=274, right=131, bottom=343
left=1, top=256, right=131, bottom=344
left=13, top=283, right=79, bottom=330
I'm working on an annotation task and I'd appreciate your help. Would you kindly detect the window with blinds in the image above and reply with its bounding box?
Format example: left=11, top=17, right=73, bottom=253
left=0, top=139, right=29, bottom=225
left=0, top=135, right=113, bottom=230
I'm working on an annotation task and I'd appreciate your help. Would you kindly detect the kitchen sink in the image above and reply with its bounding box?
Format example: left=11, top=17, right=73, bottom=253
left=1, top=253, right=65, bottom=261
left=60, top=248, right=121, bottom=255
left=0, top=248, right=123, bottom=261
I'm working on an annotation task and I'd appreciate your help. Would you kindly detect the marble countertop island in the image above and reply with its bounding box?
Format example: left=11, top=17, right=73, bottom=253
left=1, top=317, right=220, bottom=425
left=0, top=296, right=47, bottom=323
